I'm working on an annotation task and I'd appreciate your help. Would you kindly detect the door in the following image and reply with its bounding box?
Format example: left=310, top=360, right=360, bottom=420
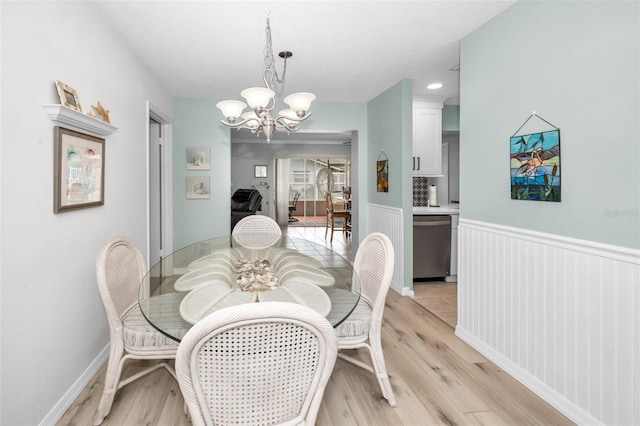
left=147, top=103, right=173, bottom=270
left=149, top=118, right=162, bottom=266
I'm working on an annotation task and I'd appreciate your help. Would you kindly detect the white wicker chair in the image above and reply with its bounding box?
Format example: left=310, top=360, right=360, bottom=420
left=176, top=302, right=338, bottom=426
left=94, top=236, right=186, bottom=425
left=231, top=215, right=282, bottom=249
left=335, top=232, right=397, bottom=406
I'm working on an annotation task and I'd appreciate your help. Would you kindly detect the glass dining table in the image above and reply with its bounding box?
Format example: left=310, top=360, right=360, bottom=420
left=139, top=234, right=360, bottom=342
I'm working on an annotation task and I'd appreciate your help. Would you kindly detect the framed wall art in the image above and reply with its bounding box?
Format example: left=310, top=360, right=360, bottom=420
left=54, top=126, right=105, bottom=213
left=376, top=150, right=389, bottom=192
left=510, top=112, right=561, bottom=202
left=187, top=176, right=210, bottom=199
left=186, top=147, right=210, bottom=170
left=254, top=165, right=267, bottom=178
left=55, top=80, right=82, bottom=112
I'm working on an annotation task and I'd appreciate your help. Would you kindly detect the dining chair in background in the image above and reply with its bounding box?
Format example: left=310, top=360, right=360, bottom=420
left=288, top=191, right=301, bottom=222
left=93, top=236, right=187, bottom=425
left=324, top=192, right=350, bottom=242
left=176, top=302, right=338, bottom=426
left=335, top=232, right=397, bottom=406
left=231, top=214, right=282, bottom=249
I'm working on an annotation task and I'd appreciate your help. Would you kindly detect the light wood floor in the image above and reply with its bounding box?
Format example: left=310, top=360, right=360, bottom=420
left=58, top=290, right=573, bottom=426
left=412, top=282, right=458, bottom=328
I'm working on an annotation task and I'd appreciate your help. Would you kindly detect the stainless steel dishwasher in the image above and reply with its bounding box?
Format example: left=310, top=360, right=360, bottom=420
left=413, top=215, right=451, bottom=279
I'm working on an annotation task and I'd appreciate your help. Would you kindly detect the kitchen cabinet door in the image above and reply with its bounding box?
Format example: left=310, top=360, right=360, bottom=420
left=413, top=105, right=442, bottom=176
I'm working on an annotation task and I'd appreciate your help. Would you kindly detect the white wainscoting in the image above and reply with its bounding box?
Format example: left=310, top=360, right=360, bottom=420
left=456, top=219, right=640, bottom=426
left=367, top=203, right=406, bottom=295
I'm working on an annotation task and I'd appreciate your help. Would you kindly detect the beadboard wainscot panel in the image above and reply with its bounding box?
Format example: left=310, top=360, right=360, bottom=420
left=367, top=203, right=406, bottom=295
left=456, top=218, right=640, bottom=426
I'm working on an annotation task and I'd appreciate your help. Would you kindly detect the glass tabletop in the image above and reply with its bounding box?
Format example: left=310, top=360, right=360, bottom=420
left=139, top=235, right=360, bottom=342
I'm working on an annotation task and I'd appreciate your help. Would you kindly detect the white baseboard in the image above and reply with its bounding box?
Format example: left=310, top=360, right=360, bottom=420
left=39, top=344, right=109, bottom=426
left=455, top=326, right=602, bottom=426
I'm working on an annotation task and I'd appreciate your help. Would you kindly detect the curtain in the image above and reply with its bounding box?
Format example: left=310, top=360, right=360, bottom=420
left=275, top=158, right=289, bottom=226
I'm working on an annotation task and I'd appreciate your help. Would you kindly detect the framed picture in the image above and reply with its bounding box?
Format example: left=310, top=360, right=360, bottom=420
left=254, top=165, right=267, bottom=178
left=186, top=147, right=210, bottom=170
left=55, top=80, right=82, bottom=112
left=187, top=176, right=210, bottom=199
left=376, top=159, right=389, bottom=192
left=54, top=126, right=105, bottom=213
left=510, top=129, right=561, bottom=202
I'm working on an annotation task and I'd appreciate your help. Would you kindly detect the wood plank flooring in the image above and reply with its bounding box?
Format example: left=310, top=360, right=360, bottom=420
left=58, top=290, right=573, bottom=426
left=412, top=282, right=458, bottom=328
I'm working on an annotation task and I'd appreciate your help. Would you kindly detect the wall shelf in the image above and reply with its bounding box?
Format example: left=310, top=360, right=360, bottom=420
left=42, top=104, right=117, bottom=137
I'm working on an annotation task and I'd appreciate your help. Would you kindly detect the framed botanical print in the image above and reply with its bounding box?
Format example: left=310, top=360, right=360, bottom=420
left=186, top=147, right=211, bottom=170
left=186, top=176, right=210, bottom=199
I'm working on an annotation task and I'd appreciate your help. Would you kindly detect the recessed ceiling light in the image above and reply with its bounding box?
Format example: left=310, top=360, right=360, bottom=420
left=427, top=83, right=443, bottom=90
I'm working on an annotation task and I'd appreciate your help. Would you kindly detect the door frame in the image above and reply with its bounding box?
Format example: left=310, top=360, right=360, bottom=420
left=146, top=101, right=173, bottom=266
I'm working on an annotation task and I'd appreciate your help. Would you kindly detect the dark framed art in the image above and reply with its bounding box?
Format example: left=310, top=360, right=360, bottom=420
left=54, top=126, right=105, bottom=213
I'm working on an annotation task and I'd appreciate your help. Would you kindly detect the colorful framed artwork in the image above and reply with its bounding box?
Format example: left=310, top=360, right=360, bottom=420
left=187, top=147, right=210, bottom=170
left=510, top=129, right=561, bottom=202
left=54, top=126, right=105, bottom=213
left=187, top=176, right=210, bottom=199
left=376, top=159, right=389, bottom=192
left=55, top=80, right=82, bottom=112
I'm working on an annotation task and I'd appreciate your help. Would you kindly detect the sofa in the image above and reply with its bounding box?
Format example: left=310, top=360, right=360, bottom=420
left=230, top=189, right=263, bottom=229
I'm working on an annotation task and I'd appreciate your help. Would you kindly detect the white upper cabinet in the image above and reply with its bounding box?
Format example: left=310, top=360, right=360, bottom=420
left=412, top=99, right=443, bottom=176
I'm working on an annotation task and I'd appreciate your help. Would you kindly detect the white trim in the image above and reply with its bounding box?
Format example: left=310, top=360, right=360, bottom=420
left=39, top=345, right=109, bottom=425
left=146, top=101, right=174, bottom=267
left=455, top=327, right=603, bottom=426
left=456, top=219, right=639, bottom=426
left=366, top=203, right=405, bottom=294
left=460, top=218, right=639, bottom=263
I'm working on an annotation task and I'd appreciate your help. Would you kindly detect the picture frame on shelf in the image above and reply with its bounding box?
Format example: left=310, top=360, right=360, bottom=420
left=54, top=126, right=105, bottom=213
left=186, top=176, right=210, bottom=199
left=254, top=165, right=267, bottom=178
left=186, top=147, right=211, bottom=170
left=55, top=80, right=82, bottom=112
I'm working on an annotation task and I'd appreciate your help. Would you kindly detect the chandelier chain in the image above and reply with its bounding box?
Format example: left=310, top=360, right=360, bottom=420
left=264, top=16, right=287, bottom=95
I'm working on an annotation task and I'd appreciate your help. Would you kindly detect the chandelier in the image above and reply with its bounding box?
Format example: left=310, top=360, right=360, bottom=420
left=216, top=16, right=316, bottom=142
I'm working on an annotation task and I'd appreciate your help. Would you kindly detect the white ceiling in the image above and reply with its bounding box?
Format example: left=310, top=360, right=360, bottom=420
left=95, top=1, right=515, bottom=105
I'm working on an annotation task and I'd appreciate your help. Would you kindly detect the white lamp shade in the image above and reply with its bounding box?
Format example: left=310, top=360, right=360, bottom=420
left=278, top=109, right=298, bottom=124
left=216, top=100, right=246, bottom=119
left=241, top=111, right=261, bottom=129
left=283, top=92, right=316, bottom=114
left=241, top=87, right=275, bottom=109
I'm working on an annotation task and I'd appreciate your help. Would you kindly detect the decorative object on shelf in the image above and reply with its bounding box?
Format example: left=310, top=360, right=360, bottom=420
left=215, top=15, right=315, bottom=143
left=254, top=165, right=267, bottom=178
left=91, top=101, right=111, bottom=124
left=43, top=104, right=117, bottom=137
left=377, top=150, right=389, bottom=193
left=55, top=80, right=82, bottom=112
left=187, top=147, right=211, bottom=170
left=510, top=111, right=561, bottom=202
left=54, top=126, right=105, bottom=213
left=187, top=176, right=210, bottom=199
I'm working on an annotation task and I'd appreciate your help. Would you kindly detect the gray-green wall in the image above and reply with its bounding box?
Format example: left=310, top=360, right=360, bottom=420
left=173, top=97, right=232, bottom=249
left=367, top=80, right=414, bottom=289
left=460, top=0, right=639, bottom=249
left=173, top=99, right=367, bottom=248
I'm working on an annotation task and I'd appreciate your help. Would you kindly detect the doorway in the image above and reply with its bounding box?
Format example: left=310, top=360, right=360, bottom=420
left=278, top=157, right=351, bottom=227
left=147, top=102, right=173, bottom=267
